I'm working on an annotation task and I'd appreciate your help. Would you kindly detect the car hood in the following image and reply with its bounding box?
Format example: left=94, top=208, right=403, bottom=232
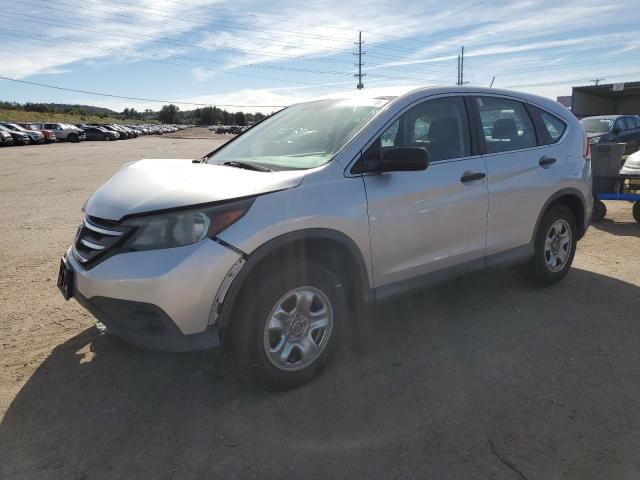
left=85, top=159, right=306, bottom=221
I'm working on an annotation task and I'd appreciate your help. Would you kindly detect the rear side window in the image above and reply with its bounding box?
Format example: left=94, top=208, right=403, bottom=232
left=536, top=109, right=567, bottom=145
left=475, top=97, right=536, bottom=153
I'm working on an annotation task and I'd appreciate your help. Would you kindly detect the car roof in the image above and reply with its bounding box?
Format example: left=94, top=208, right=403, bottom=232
left=297, top=85, right=572, bottom=120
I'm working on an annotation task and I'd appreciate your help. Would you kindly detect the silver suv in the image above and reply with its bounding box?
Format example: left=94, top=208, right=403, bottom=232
left=58, top=87, right=592, bottom=389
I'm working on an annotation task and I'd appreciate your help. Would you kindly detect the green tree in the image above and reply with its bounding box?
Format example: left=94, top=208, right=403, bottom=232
left=234, top=111, right=246, bottom=126
left=158, top=104, right=180, bottom=124
left=198, top=107, right=216, bottom=125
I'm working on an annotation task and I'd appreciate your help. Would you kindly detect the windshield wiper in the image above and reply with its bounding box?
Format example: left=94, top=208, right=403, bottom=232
left=222, top=161, right=272, bottom=172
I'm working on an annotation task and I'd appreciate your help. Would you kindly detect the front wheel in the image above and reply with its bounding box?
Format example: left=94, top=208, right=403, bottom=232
left=68, top=133, right=79, bottom=143
left=228, top=263, right=345, bottom=390
left=523, top=205, right=577, bottom=286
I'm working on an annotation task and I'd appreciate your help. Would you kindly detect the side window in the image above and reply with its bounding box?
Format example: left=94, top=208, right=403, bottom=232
left=623, top=117, right=635, bottom=130
left=613, top=118, right=625, bottom=132
left=536, top=109, right=567, bottom=144
left=378, top=96, right=470, bottom=162
left=475, top=97, right=536, bottom=153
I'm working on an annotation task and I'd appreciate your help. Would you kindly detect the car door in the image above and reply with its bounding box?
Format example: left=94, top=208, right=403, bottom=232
left=474, top=95, right=561, bottom=257
left=362, top=95, right=489, bottom=290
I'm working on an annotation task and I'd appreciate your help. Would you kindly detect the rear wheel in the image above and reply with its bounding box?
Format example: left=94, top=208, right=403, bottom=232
left=228, top=263, right=345, bottom=390
left=523, top=205, right=577, bottom=286
left=633, top=202, right=640, bottom=224
left=592, top=199, right=607, bottom=222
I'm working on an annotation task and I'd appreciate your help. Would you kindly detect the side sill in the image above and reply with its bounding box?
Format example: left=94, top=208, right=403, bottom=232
left=373, top=243, right=534, bottom=305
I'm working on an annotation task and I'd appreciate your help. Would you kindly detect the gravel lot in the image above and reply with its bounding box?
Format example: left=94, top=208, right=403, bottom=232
left=1, top=129, right=639, bottom=479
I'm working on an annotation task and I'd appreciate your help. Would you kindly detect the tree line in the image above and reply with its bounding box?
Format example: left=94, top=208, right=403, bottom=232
left=0, top=100, right=271, bottom=125
left=156, top=105, right=268, bottom=126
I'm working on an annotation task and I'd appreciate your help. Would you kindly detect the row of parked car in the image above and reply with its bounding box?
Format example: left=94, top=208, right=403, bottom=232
left=209, top=125, right=248, bottom=135
left=0, top=122, right=186, bottom=146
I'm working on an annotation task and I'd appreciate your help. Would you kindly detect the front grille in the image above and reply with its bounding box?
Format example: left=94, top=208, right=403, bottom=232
left=72, top=216, right=131, bottom=266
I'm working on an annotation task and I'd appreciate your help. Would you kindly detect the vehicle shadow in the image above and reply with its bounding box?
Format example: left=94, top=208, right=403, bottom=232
left=2, top=268, right=640, bottom=479
left=592, top=217, right=640, bottom=237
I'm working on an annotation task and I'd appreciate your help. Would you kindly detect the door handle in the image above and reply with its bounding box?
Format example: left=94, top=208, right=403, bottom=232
left=460, top=171, right=486, bottom=183
left=539, top=156, right=557, bottom=167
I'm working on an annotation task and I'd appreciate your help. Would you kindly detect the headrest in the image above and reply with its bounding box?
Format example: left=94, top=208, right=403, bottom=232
left=492, top=118, right=518, bottom=139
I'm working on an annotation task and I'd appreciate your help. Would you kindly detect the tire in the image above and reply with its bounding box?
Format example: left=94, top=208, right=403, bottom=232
left=68, top=133, right=79, bottom=143
left=523, top=205, right=577, bottom=287
left=633, top=202, right=640, bottom=224
left=228, top=263, right=345, bottom=390
left=592, top=199, right=607, bottom=222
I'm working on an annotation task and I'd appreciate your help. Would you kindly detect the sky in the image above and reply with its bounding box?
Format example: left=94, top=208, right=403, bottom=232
left=1, top=0, right=639, bottom=113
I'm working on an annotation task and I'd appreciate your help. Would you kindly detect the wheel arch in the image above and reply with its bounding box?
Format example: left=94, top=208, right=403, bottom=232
left=217, top=228, right=374, bottom=341
left=533, top=188, right=588, bottom=241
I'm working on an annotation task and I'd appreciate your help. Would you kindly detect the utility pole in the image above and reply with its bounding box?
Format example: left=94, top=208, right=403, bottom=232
left=591, top=78, right=605, bottom=86
left=457, top=54, right=461, bottom=86
left=354, top=31, right=366, bottom=89
left=460, top=46, right=465, bottom=86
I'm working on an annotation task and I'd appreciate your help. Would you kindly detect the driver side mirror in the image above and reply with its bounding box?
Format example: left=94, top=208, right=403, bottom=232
left=363, top=146, right=430, bottom=174
left=612, top=127, right=621, bottom=135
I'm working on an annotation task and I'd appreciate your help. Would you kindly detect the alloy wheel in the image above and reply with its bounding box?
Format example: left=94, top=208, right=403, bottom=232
left=263, top=286, right=333, bottom=371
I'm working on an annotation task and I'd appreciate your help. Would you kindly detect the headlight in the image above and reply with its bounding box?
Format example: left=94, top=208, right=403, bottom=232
left=120, top=198, right=253, bottom=251
left=589, top=136, right=600, bottom=144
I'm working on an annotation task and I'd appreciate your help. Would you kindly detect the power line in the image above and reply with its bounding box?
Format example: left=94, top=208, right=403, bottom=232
left=1, top=26, right=455, bottom=87
left=5, top=12, right=354, bottom=65
left=15, top=0, right=353, bottom=57
left=0, top=29, right=354, bottom=81
left=28, top=0, right=355, bottom=49
left=505, top=71, right=640, bottom=89
left=466, top=55, right=636, bottom=75
left=0, top=75, right=288, bottom=107
left=161, top=0, right=360, bottom=35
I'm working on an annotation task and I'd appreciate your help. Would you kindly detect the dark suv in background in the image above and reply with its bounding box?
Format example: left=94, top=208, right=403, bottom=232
left=580, top=115, right=640, bottom=154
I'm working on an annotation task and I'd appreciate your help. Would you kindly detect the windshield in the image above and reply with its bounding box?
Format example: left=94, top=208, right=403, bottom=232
left=581, top=117, right=614, bottom=133
left=207, top=97, right=392, bottom=170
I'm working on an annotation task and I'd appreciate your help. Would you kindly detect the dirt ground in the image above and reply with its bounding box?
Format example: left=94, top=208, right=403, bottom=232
left=1, top=129, right=639, bottom=479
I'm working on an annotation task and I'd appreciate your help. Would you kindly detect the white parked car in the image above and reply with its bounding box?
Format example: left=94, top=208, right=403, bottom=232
left=35, top=123, right=86, bottom=142
left=620, top=149, right=640, bottom=176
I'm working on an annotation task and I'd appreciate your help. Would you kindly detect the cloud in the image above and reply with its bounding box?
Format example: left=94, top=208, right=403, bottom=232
left=1, top=0, right=639, bottom=107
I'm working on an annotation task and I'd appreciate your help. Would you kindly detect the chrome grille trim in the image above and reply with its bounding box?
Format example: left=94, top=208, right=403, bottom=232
left=84, top=218, right=123, bottom=236
left=73, top=249, right=89, bottom=263
left=72, top=216, right=132, bottom=267
left=80, top=238, right=106, bottom=250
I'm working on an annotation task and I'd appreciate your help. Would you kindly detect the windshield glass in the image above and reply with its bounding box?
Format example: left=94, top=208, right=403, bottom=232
left=581, top=118, right=614, bottom=133
left=207, top=97, right=393, bottom=170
